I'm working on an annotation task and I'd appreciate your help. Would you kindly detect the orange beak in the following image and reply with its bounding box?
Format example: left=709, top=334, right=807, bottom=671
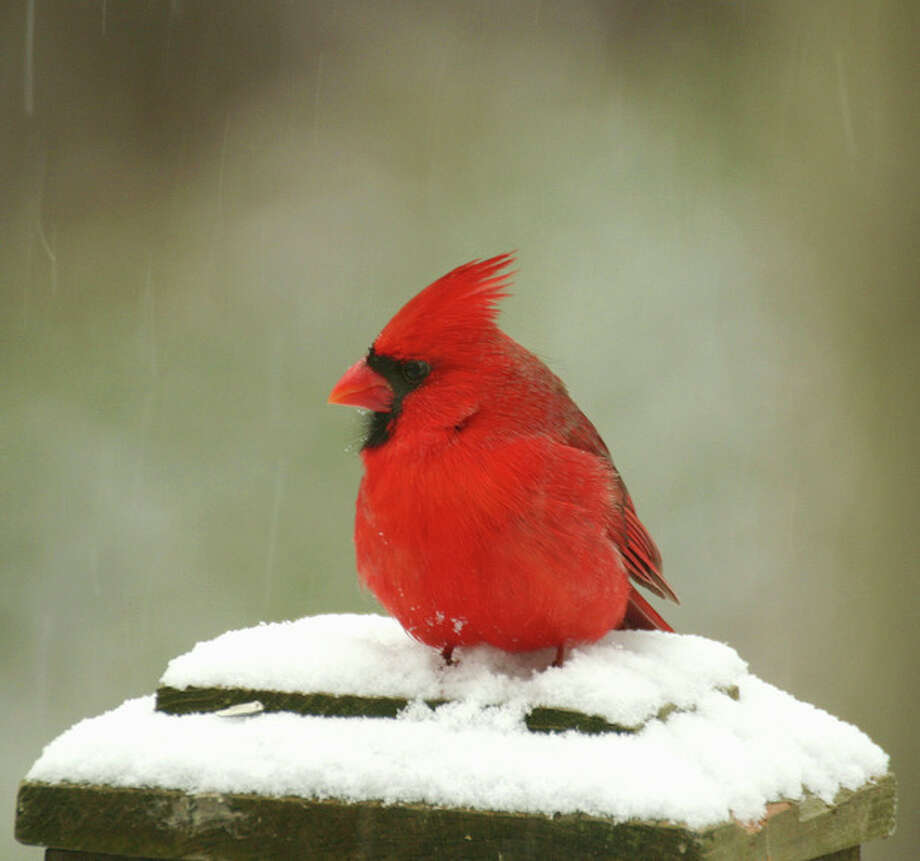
left=328, top=359, right=394, bottom=412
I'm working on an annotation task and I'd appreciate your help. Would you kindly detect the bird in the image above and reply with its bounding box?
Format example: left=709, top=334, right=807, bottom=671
left=328, top=254, right=678, bottom=666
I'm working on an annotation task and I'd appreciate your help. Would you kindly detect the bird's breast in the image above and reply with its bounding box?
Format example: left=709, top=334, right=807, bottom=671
left=354, top=433, right=631, bottom=652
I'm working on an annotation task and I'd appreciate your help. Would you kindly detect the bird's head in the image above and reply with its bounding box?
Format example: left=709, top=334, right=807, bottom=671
left=328, top=254, right=515, bottom=449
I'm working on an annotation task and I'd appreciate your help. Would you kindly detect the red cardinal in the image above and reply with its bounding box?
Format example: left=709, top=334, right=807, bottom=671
left=329, top=255, right=677, bottom=665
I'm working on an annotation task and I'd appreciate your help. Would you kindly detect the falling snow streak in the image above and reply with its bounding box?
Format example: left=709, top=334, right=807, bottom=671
left=24, top=0, right=35, bottom=115
left=33, top=147, right=58, bottom=297
left=263, top=459, right=287, bottom=617
left=143, top=254, right=159, bottom=379
left=312, top=53, right=324, bottom=148
left=217, top=112, right=230, bottom=227
left=205, top=112, right=232, bottom=293
left=834, top=50, right=857, bottom=159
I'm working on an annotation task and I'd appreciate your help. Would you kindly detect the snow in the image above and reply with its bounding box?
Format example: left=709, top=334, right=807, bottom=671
left=26, top=614, right=889, bottom=829
left=160, top=613, right=748, bottom=729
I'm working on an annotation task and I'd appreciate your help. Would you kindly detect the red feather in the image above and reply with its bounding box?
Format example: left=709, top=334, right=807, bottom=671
left=622, top=587, right=674, bottom=633
left=329, top=255, right=678, bottom=658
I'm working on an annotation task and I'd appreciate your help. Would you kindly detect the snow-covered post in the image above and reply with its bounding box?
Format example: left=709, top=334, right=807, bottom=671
left=16, top=615, right=896, bottom=859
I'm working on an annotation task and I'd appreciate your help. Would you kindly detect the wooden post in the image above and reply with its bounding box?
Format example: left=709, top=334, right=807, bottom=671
left=15, top=683, right=897, bottom=861
left=16, top=775, right=895, bottom=860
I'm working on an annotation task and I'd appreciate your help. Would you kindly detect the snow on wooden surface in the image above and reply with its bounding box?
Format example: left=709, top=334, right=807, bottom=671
left=26, top=614, right=889, bottom=829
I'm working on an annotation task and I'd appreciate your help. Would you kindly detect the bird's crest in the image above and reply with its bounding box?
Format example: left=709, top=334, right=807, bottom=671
left=373, top=254, right=515, bottom=359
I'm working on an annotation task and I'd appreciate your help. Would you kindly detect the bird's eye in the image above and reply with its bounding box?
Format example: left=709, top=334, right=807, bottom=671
left=401, top=360, right=430, bottom=384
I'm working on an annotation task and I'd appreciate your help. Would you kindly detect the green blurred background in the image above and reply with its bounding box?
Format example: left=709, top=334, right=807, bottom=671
left=2, top=2, right=916, bottom=858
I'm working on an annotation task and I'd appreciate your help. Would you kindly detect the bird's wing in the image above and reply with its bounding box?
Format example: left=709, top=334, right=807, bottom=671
left=558, top=401, right=679, bottom=609
left=613, top=476, right=678, bottom=604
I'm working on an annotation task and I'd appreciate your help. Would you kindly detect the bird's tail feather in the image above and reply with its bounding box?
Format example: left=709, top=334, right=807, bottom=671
left=620, top=587, right=673, bottom=632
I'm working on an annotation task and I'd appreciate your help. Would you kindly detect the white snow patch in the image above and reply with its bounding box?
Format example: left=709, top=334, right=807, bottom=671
left=159, top=613, right=747, bottom=729
left=26, top=614, right=889, bottom=829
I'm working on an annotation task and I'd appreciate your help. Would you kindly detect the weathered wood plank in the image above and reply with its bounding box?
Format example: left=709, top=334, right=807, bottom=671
left=154, top=684, right=740, bottom=735
left=46, top=851, right=159, bottom=861
left=39, top=840, right=864, bottom=861
left=701, top=775, right=895, bottom=861
left=40, top=846, right=860, bottom=861
left=20, top=782, right=700, bottom=861
left=155, top=685, right=437, bottom=720
left=812, top=847, right=860, bottom=861
left=17, top=775, right=894, bottom=861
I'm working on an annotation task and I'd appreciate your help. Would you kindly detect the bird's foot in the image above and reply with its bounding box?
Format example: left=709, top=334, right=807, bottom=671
left=441, top=645, right=456, bottom=666
left=552, top=643, right=567, bottom=668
